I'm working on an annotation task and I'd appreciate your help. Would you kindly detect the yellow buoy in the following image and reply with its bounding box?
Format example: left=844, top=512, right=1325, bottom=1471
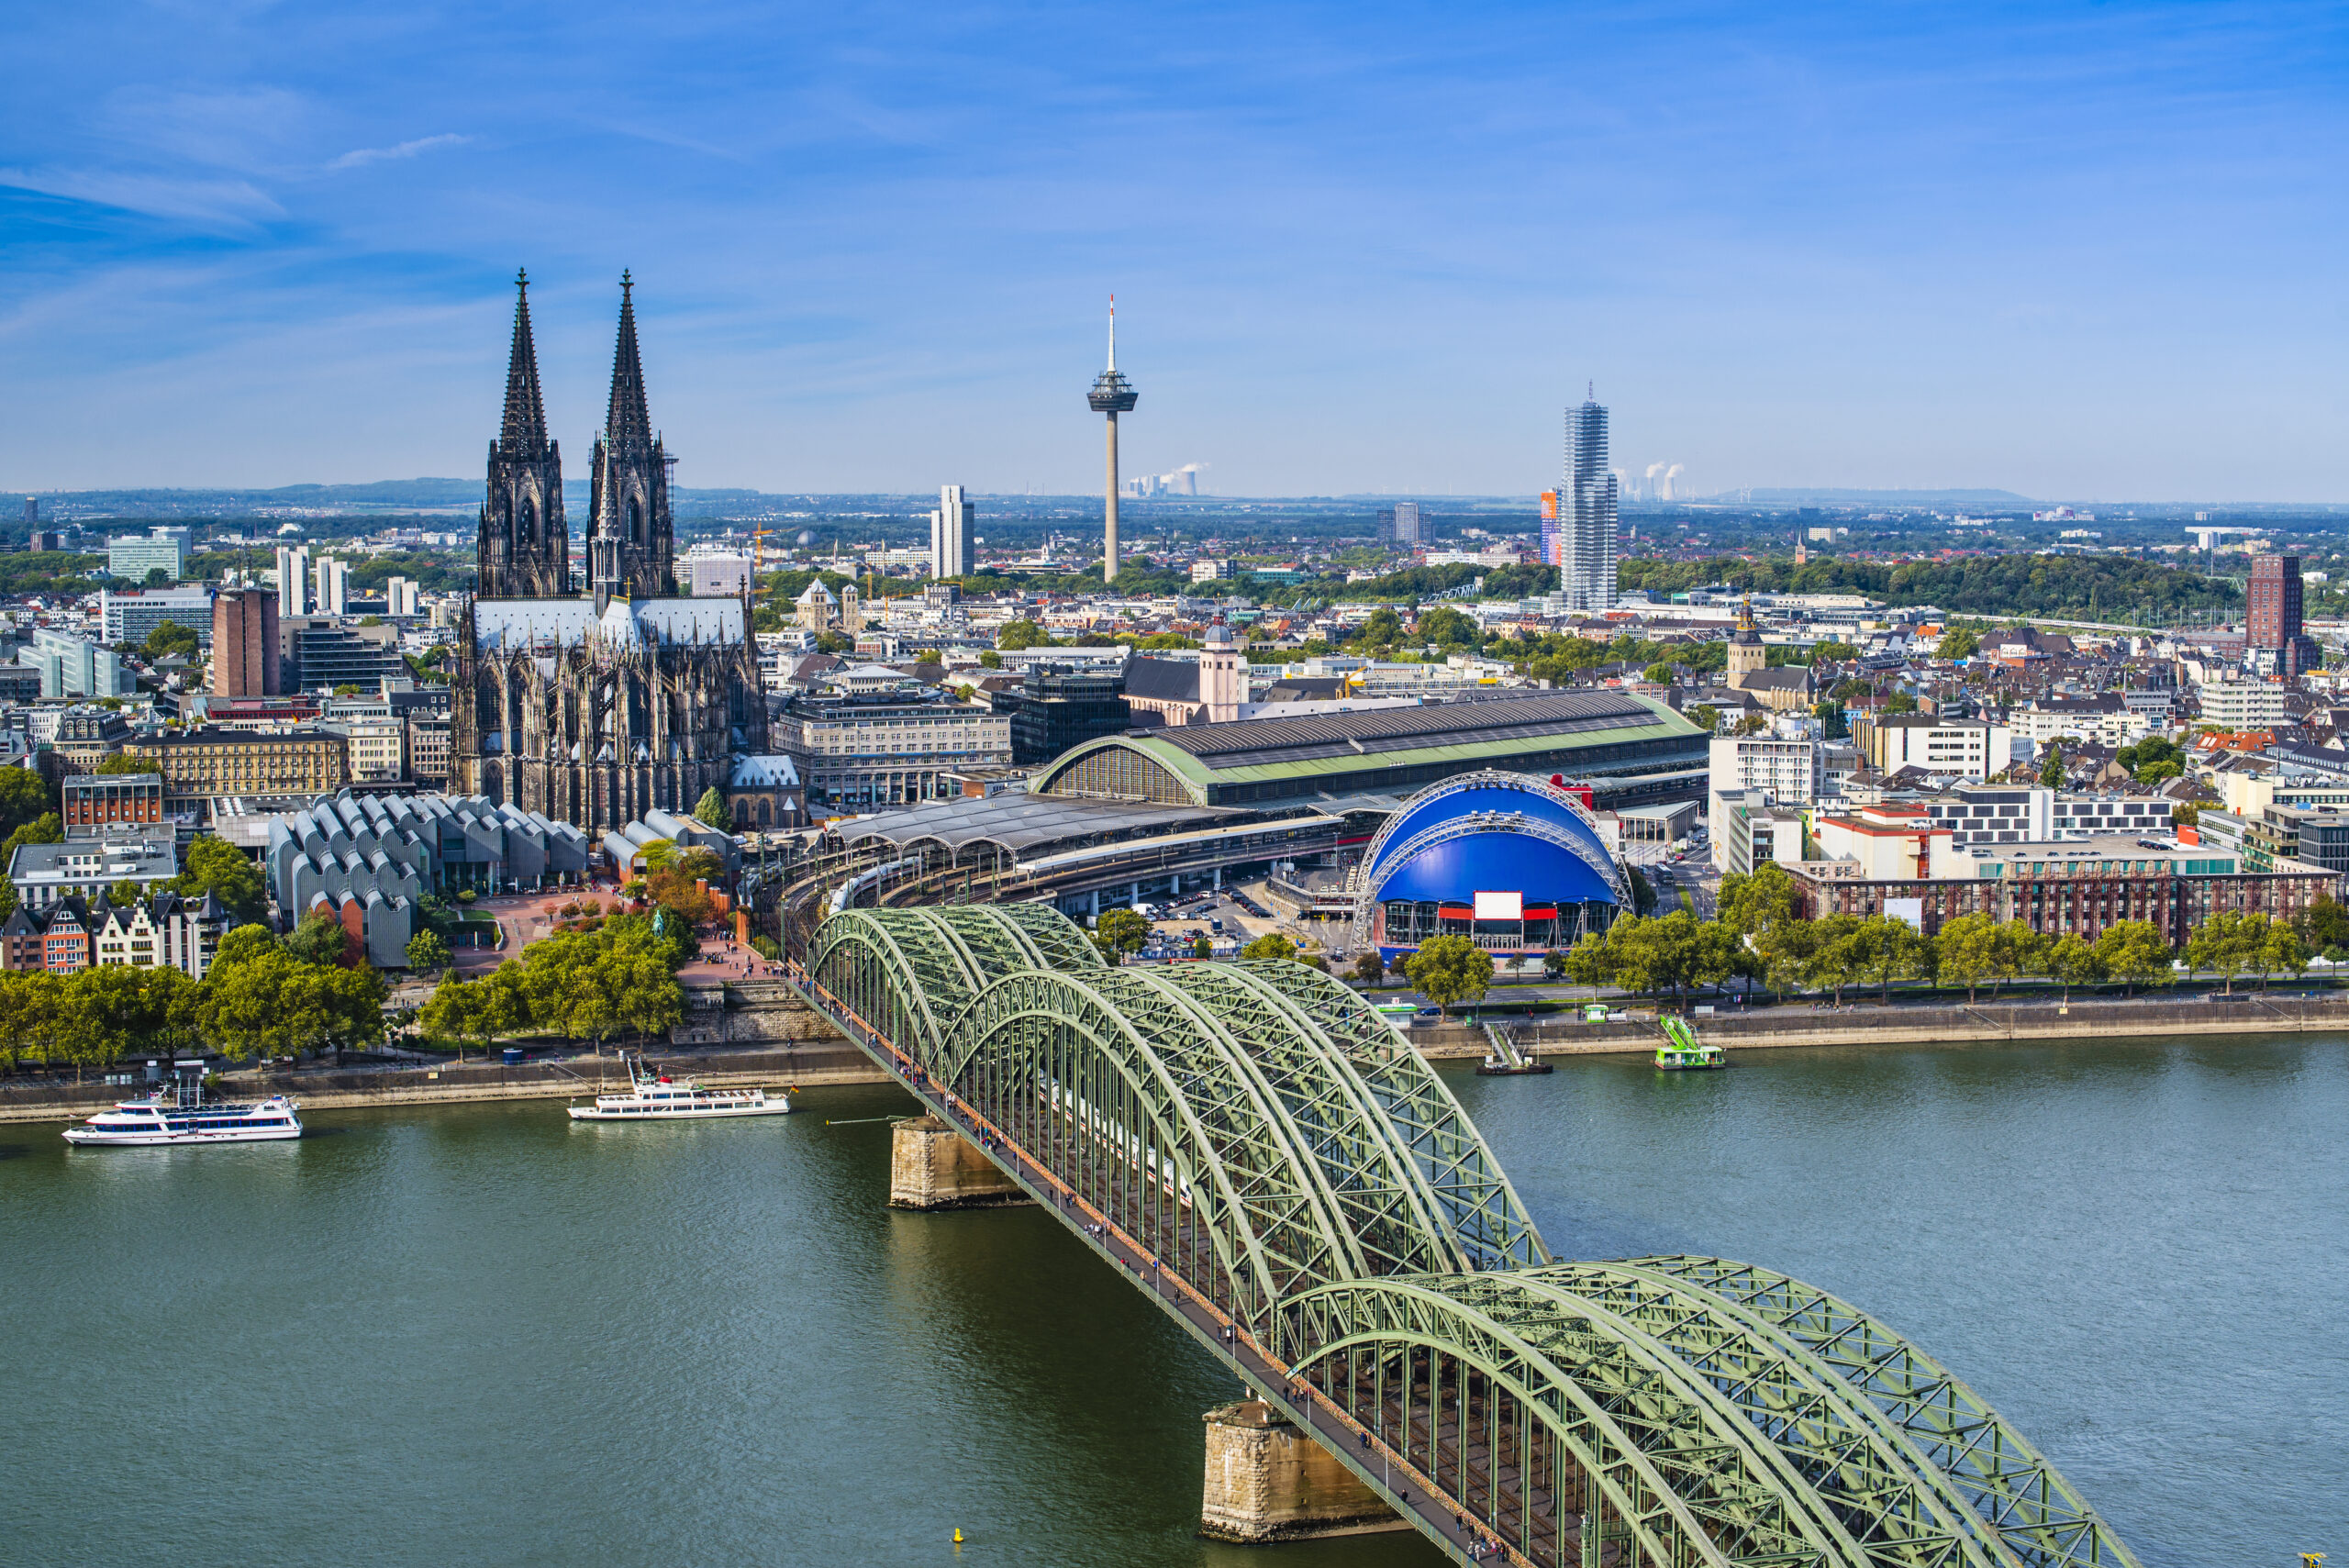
left=953, top=1528, right=964, bottom=1544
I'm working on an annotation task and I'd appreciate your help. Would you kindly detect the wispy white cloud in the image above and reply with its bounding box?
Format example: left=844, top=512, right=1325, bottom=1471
left=0, top=165, right=284, bottom=228
left=328, top=133, right=469, bottom=171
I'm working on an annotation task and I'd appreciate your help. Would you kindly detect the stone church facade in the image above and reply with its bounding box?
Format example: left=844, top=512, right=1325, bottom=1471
left=453, top=273, right=768, bottom=831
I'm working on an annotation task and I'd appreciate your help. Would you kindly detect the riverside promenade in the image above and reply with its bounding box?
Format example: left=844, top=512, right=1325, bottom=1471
left=8, top=978, right=2346, bottom=1124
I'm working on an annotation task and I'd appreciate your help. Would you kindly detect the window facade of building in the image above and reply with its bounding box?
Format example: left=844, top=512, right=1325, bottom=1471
left=121, top=727, right=348, bottom=801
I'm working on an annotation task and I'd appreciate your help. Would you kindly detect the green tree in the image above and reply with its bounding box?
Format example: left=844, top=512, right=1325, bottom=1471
left=168, top=835, right=268, bottom=922
left=2094, top=919, right=2173, bottom=996
left=284, top=910, right=354, bottom=968
left=2259, top=920, right=2307, bottom=992
left=1416, top=606, right=1479, bottom=649
left=1241, top=932, right=1299, bottom=963
left=1192, top=933, right=1212, bottom=962
left=2044, top=934, right=2104, bottom=1003
left=1938, top=627, right=1981, bottom=660
left=995, top=619, right=1051, bottom=651
left=212, top=923, right=280, bottom=971
left=93, top=751, right=153, bottom=776
left=1626, top=864, right=1656, bottom=917
left=1797, top=915, right=1865, bottom=1004
left=1093, top=907, right=1152, bottom=962
left=2294, top=896, right=2349, bottom=952
left=105, top=878, right=141, bottom=908
left=1849, top=915, right=1933, bottom=1002
left=2185, top=910, right=2266, bottom=995
left=977, top=650, right=1002, bottom=669
left=1349, top=951, right=1385, bottom=985
left=1402, top=934, right=1493, bottom=1018
left=1934, top=913, right=2003, bottom=1003
left=406, top=929, right=452, bottom=972
left=2038, top=743, right=2065, bottom=787
left=3, top=812, right=63, bottom=868
left=1717, top=863, right=1796, bottom=944
left=691, top=786, right=731, bottom=830
left=1689, top=704, right=1722, bottom=733
left=1989, top=920, right=2048, bottom=999
left=1885, top=691, right=1919, bottom=715
left=0, top=767, right=53, bottom=840
left=142, top=620, right=201, bottom=661
left=1642, top=661, right=1678, bottom=684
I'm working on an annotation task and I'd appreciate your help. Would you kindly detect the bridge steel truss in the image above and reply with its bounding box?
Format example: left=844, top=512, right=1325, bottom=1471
left=794, top=902, right=2141, bottom=1568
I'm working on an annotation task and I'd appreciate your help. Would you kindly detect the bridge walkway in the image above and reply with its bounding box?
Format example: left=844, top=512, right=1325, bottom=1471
left=787, top=962, right=1540, bottom=1566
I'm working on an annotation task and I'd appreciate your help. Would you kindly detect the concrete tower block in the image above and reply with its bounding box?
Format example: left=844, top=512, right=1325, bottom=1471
left=1197, top=1400, right=1402, bottom=1542
left=887, top=1114, right=1030, bottom=1209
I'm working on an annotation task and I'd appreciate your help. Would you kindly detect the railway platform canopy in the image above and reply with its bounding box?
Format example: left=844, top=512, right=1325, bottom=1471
left=1030, top=691, right=1709, bottom=812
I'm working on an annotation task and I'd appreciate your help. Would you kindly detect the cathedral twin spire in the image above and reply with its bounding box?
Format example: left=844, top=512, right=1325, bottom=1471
left=479, top=270, right=674, bottom=605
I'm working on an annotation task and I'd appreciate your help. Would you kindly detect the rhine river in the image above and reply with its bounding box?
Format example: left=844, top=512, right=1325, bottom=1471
left=4, top=1034, right=2342, bottom=1567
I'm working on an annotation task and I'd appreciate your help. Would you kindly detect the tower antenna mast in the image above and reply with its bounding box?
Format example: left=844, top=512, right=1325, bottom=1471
left=1086, top=295, right=1140, bottom=584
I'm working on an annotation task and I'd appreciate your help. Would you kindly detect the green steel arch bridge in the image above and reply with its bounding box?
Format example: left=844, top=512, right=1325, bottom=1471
left=786, top=902, right=2142, bottom=1568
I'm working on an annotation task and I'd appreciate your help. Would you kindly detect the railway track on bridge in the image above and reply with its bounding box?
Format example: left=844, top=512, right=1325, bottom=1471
left=783, top=901, right=2145, bottom=1568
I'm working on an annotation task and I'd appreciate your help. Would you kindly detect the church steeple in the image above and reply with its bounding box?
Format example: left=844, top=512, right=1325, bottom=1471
left=604, top=270, right=652, bottom=451
left=479, top=268, right=567, bottom=600
left=501, top=269, right=547, bottom=450
left=588, top=271, right=674, bottom=606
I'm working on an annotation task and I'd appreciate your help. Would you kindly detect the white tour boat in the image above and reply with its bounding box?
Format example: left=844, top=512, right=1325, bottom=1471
left=63, top=1061, right=302, bottom=1146
left=568, top=1053, right=793, bottom=1122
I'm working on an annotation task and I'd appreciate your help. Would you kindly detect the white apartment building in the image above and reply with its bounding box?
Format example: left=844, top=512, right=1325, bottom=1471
left=1707, top=733, right=1821, bottom=868
left=2197, top=678, right=2289, bottom=729
left=1917, top=785, right=2172, bottom=848
left=1716, top=788, right=1808, bottom=875
left=326, top=716, right=406, bottom=784
left=2010, top=695, right=2150, bottom=748
left=1858, top=716, right=2012, bottom=779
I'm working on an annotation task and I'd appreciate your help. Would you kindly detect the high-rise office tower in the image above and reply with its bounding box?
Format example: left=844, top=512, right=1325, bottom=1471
left=1540, top=490, right=1561, bottom=568
left=20, top=497, right=34, bottom=529
left=1085, top=298, right=1138, bottom=584
left=386, top=576, right=421, bottom=618
left=2248, top=552, right=2321, bottom=678
left=314, top=556, right=349, bottom=617
left=1375, top=507, right=1397, bottom=543
left=930, top=484, right=974, bottom=580
left=211, top=588, right=281, bottom=698
left=1393, top=502, right=1424, bottom=547
left=1561, top=391, right=1619, bottom=612
left=275, top=545, right=311, bottom=616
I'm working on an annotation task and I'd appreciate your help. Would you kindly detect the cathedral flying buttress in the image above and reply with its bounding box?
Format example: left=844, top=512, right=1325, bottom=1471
left=454, top=274, right=773, bottom=833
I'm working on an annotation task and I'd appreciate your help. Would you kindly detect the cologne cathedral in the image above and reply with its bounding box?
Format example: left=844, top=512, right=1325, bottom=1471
left=452, top=272, right=769, bottom=830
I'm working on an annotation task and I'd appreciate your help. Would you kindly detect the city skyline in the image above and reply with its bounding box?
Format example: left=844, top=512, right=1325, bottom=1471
left=4, top=3, right=2345, bottom=501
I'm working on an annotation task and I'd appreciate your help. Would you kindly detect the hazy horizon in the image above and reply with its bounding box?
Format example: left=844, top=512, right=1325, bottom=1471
left=6, top=3, right=2343, bottom=501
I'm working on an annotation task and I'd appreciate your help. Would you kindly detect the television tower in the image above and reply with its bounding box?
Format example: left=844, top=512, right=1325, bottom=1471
left=1086, top=296, right=1138, bottom=584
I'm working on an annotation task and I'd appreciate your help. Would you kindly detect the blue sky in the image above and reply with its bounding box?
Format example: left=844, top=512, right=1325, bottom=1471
left=3, top=1, right=2343, bottom=500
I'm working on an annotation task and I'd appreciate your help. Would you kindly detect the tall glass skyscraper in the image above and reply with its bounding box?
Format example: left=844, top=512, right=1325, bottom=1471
left=1560, top=394, right=1618, bottom=611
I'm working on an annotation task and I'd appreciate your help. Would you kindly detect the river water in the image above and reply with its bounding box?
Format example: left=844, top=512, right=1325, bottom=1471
left=3, top=1034, right=2341, bottom=1567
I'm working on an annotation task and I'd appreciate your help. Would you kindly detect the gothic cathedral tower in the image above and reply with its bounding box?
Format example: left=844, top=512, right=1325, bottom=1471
left=587, top=272, right=676, bottom=606
left=477, top=271, right=569, bottom=598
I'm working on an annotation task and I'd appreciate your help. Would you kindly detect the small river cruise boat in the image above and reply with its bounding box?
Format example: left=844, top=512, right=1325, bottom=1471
left=1653, top=1017, right=1726, bottom=1072
left=568, top=1053, right=793, bottom=1121
left=63, top=1061, right=302, bottom=1146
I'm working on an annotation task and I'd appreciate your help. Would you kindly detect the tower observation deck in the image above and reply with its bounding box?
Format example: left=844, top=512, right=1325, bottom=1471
left=1087, top=298, right=1139, bottom=584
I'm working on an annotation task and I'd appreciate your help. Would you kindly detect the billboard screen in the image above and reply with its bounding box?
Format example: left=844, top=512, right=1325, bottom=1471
left=1884, top=896, right=1923, bottom=931
left=1473, top=891, right=1523, bottom=922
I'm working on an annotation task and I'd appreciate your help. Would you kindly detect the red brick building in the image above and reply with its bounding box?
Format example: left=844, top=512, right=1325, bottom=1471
left=1787, top=833, right=2333, bottom=946
left=62, top=772, right=164, bottom=835
left=211, top=586, right=281, bottom=698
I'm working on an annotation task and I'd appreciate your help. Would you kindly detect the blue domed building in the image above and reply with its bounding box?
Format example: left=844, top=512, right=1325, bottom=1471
left=1353, top=771, right=1628, bottom=962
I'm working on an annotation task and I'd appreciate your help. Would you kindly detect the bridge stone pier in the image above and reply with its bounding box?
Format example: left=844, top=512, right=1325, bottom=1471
left=1200, top=1399, right=1402, bottom=1541
left=793, top=901, right=2146, bottom=1568
left=887, top=1114, right=1030, bottom=1209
